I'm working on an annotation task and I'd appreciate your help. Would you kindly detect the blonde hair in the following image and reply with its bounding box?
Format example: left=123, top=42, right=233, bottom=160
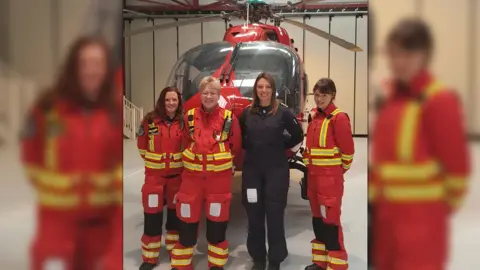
left=199, top=76, right=221, bottom=93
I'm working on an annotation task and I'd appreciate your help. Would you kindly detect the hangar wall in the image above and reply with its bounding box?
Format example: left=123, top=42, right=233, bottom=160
left=370, top=0, right=480, bottom=136
left=125, top=13, right=369, bottom=135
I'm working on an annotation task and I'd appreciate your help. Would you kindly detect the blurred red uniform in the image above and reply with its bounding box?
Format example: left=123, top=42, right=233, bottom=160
left=170, top=105, right=241, bottom=270
left=21, top=97, right=122, bottom=270
left=137, top=114, right=184, bottom=264
left=369, top=70, right=470, bottom=270
left=302, top=104, right=354, bottom=270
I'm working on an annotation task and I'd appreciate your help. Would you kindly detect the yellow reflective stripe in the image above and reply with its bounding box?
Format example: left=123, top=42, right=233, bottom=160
left=218, top=142, right=226, bottom=152
left=45, top=111, right=59, bottom=170
left=27, top=167, right=79, bottom=189
left=368, top=185, right=377, bottom=201
left=379, top=161, right=439, bottom=180
left=187, top=108, right=195, bottom=140
left=166, top=234, right=179, bottom=241
left=166, top=244, right=175, bottom=251
left=139, top=149, right=146, bottom=156
left=148, top=122, right=156, bottom=152
left=88, top=192, right=117, bottom=206
left=313, top=254, right=328, bottom=262
left=341, top=153, right=353, bottom=160
left=172, top=248, right=194, bottom=256
left=329, top=257, right=348, bottom=265
left=206, top=161, right=232, bottom=172
left=208, top=255, right=228, bottom=266
left=144, top=161, right=166, bottom=169
left=172, top=259, right=192, bottom=266
left=310, top=147, right=339, bottom=156
left=310, top=158, right=342, bottom=166
left=142, top=250, right=159, bottom=258
left=171, top=152, right=182, bottom=160
left=142, top=241, right=161, bottom=249
left=312, top=243, right=326, bottom=251
left=183, top=161, right=203, bottom=171
left=445, top=176, right=466, bottom=190
left=169, top=161, right=183, bottom=168
left=318, top=109, right=340, bottom=147
left=220, top=110, right=232, bottom=141
left=208, top=244, right=229, bottom=256
left=383, top=183, right=445, bottom=201
left=145, top=152, right=166, bottom=160
left=213, top=152, right=232, bottom=160
left=342, top=163, right=351, bottom=170
left=183, top=149, right=196, bottom=160
left=303, top=158, right=310, bottom=165
left=38, top=191, right=79, bottom=208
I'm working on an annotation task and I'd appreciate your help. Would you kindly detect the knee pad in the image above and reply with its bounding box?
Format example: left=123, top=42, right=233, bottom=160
left=178, top=221, right=199, bottom=247
left=312, top=217, right=325, bottom=241
left=165, top=208, right=180, bottom=231
left=322, top=223, right=341, bottom=251
left=175, top=192, right=202, bottom=223
left=144, top=212, right=163, bottom=236
left=206, top=219, right=228, bottom=244
left=141, top=183, right=164, bottom=214
left=205, top=193, right=232, bottom=222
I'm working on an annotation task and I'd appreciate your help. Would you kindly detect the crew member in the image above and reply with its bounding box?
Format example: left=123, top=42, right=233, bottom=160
left=20, top=36, right=123, bottom=270
left=170, top=76, right=242, bottom=270
left=370, top=18, right=470, bottom=270
left=302, top=78, right=354, bottom=270
left=137, top=86, right=184, bottom=270
left=239, top=72, right=304, bottom=270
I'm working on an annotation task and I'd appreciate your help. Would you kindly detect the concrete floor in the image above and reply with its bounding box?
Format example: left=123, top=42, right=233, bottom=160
left=0, top=138, right=478, bottom=269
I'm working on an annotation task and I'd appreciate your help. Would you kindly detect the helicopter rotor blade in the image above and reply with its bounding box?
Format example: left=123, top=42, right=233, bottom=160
left=124, top=14, right=227, bottom=37
left=282, top=18, right=362, bottom=52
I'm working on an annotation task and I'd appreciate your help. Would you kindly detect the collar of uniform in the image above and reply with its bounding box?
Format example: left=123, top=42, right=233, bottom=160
left=315, top=103, right=337, bottom=117
left=200, top=104, right=220, bottom=116
left=393, top=69, right=432, bottom=97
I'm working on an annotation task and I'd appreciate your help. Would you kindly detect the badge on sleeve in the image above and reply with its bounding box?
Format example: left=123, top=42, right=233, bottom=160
left=137, top=125, right=145, bottom=136
left=19, top=114, right=37, bottom=140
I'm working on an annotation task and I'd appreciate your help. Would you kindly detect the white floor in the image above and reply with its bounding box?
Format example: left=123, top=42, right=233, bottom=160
left=0, top=138, right=478, bottom=269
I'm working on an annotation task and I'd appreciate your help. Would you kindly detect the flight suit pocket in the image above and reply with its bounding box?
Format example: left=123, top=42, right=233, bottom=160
left=205, top=193, right=232, bottom=222
left=175, top=192, right=201, bottom=223
left=317, top=195, right=341, bottom=225
left=141, top=184, right=164, bottom=214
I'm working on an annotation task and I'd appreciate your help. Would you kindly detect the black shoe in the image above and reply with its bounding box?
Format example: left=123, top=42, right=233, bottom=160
left=252, top=261, right=267, bottom=270
left=139, top=262, right=156, bottom=270
left=304, top=263, right=325, bottom=270
left=267, top=262, right=280, bottom=270
left=210, top=267, right=224, bottom=270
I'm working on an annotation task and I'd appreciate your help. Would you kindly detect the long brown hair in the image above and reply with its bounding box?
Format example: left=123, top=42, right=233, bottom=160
left=249, top=72, right=280, bottom=115
left=387, top=17, right=434, bottom=61
left=144, top=86, right=183, bottom=122
left=37, top=36, right=116, bottom=111
left=313, top=78, right=337, bottom=100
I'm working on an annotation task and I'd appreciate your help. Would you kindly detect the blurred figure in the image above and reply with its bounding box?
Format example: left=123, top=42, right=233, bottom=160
left=137, top=87, right=184, bottom=270
left=170, top=76, right=242, bottom=270
left=239, top=72, right=304, bottom=270
left=303, top=78, right=354, bottom=270
left=369, top=18, right=470, bottom=270
left=19, top=36, right=123, bottom=270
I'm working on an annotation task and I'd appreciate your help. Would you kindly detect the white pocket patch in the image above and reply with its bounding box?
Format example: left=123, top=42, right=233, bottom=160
left=148, top=194, right=159, bottom=208
left=180, top=203, right=191, bottom=218
left=246, top=188, right=258, bottom=203
left=42, top=258, right=65, bottom=270
left=209, top=202, right=222, bottom=217
left=320, top=205, right=327, bottom=219
left=173, top=194, right=177, bottom=204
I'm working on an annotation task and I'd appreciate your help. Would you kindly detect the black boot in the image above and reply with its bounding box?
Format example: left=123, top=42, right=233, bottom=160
left=210, top=267, right=224, bottom=270
left=267, top=262, right=280, bottom=270
left=139, top=262, right=156, bottom=270
left=252, top=261, right=267, bottom=270
left=304, top=263, right=325, bottom=270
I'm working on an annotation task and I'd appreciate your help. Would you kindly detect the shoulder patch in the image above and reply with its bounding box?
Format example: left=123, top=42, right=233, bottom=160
left=137, top=124, right=145, bottom=136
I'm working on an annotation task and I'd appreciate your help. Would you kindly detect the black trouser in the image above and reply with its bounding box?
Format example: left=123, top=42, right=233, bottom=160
left=144, top=208, right=180, bottom=236
left=242, top=162, right=290, bottom=264
left=368, top=203, right=374, bottom=268
left=177, top=220, right=229, bottom=247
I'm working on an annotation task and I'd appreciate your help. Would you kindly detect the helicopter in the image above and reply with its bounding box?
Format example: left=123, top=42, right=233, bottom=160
left=123, top=0, right=363, bottom=199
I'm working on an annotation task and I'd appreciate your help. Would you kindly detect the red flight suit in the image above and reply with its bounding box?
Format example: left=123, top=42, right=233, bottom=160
left=170, top=105, right=241, bottom=270
left=369, top=70, right=470, bottom=270
left=137, top=115, right=184, bottom=264
left=20, top=98, right=123, bottom=270
left=303, top=103, right=354, bottom=270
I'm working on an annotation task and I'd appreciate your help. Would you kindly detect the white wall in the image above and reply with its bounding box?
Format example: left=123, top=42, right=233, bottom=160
left=125, top=13, right=369, bottom=135
left=370, top=0, right=480, bottom=136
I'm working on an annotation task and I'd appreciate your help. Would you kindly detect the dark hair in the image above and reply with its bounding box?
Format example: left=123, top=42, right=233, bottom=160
left=387, top=17, right=434, bottom=58
left=249, top=72, right=280, bottom=115
left=313, top=78, right=337, bottom=99
left=144, top=86, right=183, bottom=122
left=37, top=35, right=116, bottom=111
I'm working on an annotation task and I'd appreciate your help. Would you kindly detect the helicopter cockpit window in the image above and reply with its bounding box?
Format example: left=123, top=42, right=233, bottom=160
left=166, top=41, right=233, bottom=101
left=265, top=31, right=279, bottom=41
left=231, top=41, right=302, bottom=114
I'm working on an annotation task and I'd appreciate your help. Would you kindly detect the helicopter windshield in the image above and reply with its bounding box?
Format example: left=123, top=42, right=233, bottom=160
left=230, top=41, right=301, bottom=112
left=167, top=41, right=233, bottom=101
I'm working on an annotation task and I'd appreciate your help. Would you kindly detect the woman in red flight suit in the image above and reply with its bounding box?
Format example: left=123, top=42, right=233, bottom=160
left=137, top=86, right=185, bottom=270
left=170, top=76, right=242, bottom=270
left=20, top=36, right=123, bottom=270
left=303, top=78, right=354, bottom=270
left=370, top=18, right=470, bottom=270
